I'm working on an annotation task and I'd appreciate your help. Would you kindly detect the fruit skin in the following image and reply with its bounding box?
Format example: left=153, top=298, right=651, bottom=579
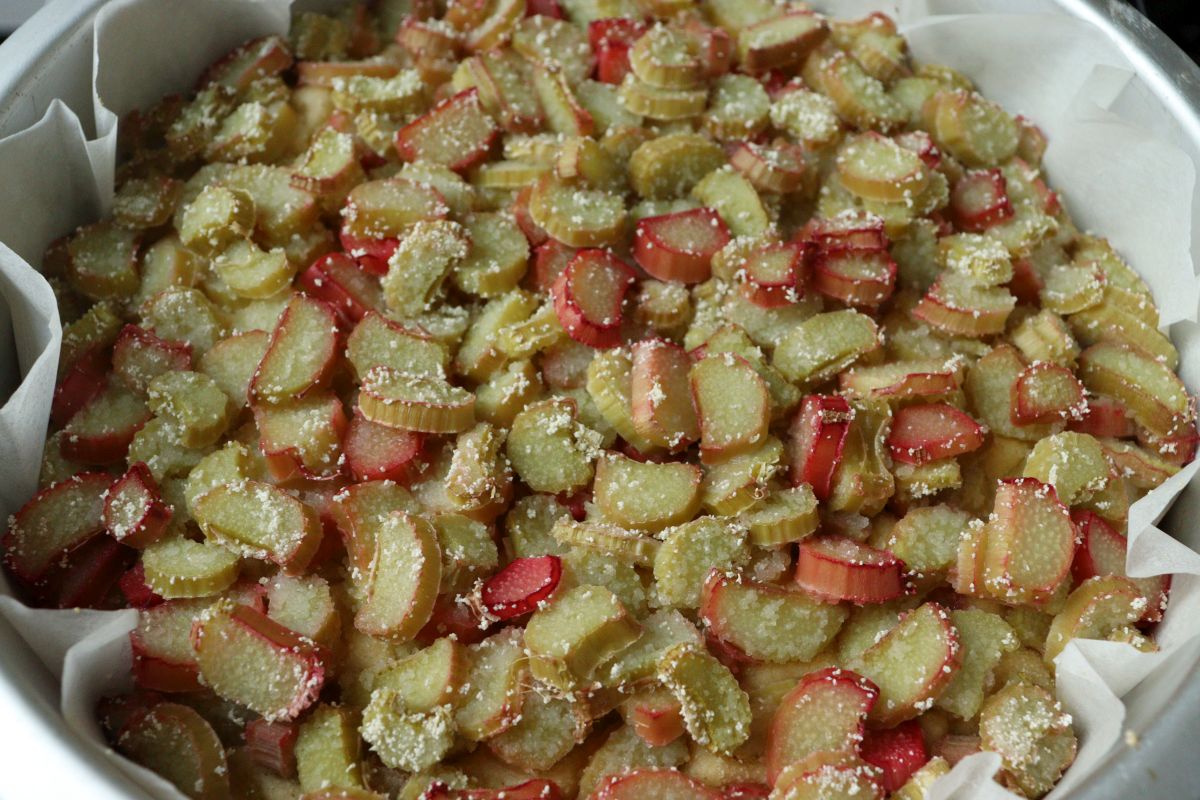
left=481, top=554, right=563, bottom=620
left=950, top=169, right=1013, bottom=232
left=552, top=249, right=637, bottom=349
left=52, top=345, right=111, bottom=427
left=860, top=720, right=929, bottom=792
left=794, top=535, right=907, bottom=605
left=103, top=462, right=173, bottom=549
left=633, top=208, right=730, bottom=284
left=765, top=666, right=879, bottom=785
left=788, top=395, right=853, bottom=501
left=887, top=403, right=986, bottom=465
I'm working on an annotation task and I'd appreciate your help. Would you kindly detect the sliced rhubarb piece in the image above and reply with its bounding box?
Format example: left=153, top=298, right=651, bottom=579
left=358, top=366, right=476, bottom=434
left=701, top=571, right=846, bottom=663
left=104, top=462, right=172, bottom=549
left=1079, top=342, right=1193, bottom=438
left=840, top=359, right=962, bottom=401
left=851, top=603, right=960, bottom=726
left=489, top=686, right=585, bottom=772
left=530, top=177, right=627, bottom=248
left=1044, top=575, right=1147, bottom=664
left=526, top=584, right=641, bottom=691
left=354, top=511, right=442, bottom=640
left=112, top=325, right=193, bottom=398
left=596, top=769, right=720, bottom=800
left=256, top=393, right=348, bottom=480
left=395, top=88, right=499, bottom=172
left=728, top=139, right=808, bottom=194
left=1071, top=510, right=1169, bottom=623
left=343, top=414, right=424, bottom=483
left=813, top=247, right=896, bottom=308
left=45, top=534, right=131, bottom=609
left=594, top=453, right=701, bottom=531
left=836, top=132, right=929, bottom=203
left=481, top=554, right=562, bottom=620
left=200, top=34, right=292, bottom=93
left=193, top=480, right=323, bottom=573
left=949, top=169, right=1013, bottom=231
left=887, top=403, right=986, bottom=465
left=788, top=395, right=853, bottom=501
left=1012, top=362, right=1086, bottom=425
left=552, top=249, right=636, bottom=348
left=737, top=10, right=829, bottom=72
left=982, top=478, right=1076, bottom=606
left=589, top=19, right=648, bottom=84
left=60, top=383, right=151, bottom=464
left=245, top=717, right=298, bottom=778
left=658, top=643, right=752, bottom=756
left=1070, top=395, right=1135, bottom=438
left=131, top=599, right=207, bottom=692
left=52, top=345, right=110, bottom=427
left=298, top=252, right=383, bottom=326
left=633, top=208, right=729, bottom=284
left=620, top=690, right=686, bottom=748
left=117, top=702, right=230, bottom=800
left=250, top=294, right=340, bottom=405
left=766, top=667, right=878, bottom=784
left=794, top=535, right=907, bottom=605
left=192, top=600, right=325, bottom=721
left=979, top=683, right=1076, bottom=798
left=3, top=472, right=111, bottom=584
left=119, top=563, right=163, bottom=609
left=773, top=310, right=880, bottom=386
left=631, top=339, right=701, bottom=450
left=860, top=721, right=929, bottom=793
left=913, top=273, right=1015, bottom=338
left=141, top=535, right=240, bottom=600
left=739, top=242, right=806, bottom=308
left=691, top=353, right=771, bottom=464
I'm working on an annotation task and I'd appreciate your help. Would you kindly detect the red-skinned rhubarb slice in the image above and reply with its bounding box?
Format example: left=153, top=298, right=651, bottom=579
left=1012, top=362, right=1086, bottom=425
left=104, top=462, right=172, bottom=549
left=250, top=294, right=340, bottom=405
left=740, top=242, right=806, bottom=308
left=343, top=413, right=425, bottom=483
left=1069, top=395, right=1136, bottom=439
left=245, top=717, right=298, bottom=778
left=887, top=403, right=986, bottom=465
left=788, top=395, right=853, bottom=501
left=1071, top=510, right=1169, bottom=623
left=982, top=478, right=1076, bottom=605
left=633, top=208, right=730, bottom=284
left=813, top=247, right=896, bottom=308
left=950, top=169, right=1013, bottom=232
left=298, top=252, right=383, bottom=326
left=3, top=472, right=111, bottom=584
left=766, top=667, right=878, bottom=784
left=859, top=720, right=929, bottom=793
left=481, top=554, right=562, bottom=620
left=729, top=139, right=808, bottom=194
left=794, top=535, right=907, bottom=605
left=631, top=339, right=701, bottom=450
left=192, top=600, right=326, bottom=721
left=394, top=88, right=499, bottom=172
left=52, top=345, right=110, bottom=427
left=552, top=249, right=637, bottom=349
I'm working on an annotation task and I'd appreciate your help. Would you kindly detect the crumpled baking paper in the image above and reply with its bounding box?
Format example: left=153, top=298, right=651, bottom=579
left=1, top=1, right=1199, bottom=798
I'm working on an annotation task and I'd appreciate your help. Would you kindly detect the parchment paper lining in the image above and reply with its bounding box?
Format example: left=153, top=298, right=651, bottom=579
left=0, top=1, right=1198, bottom=798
